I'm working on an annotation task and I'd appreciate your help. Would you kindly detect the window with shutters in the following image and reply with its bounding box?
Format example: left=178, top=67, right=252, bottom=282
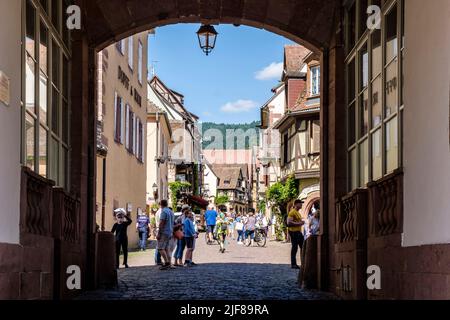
left=312, top=120, right=321, bottom=153
left=114, top=94, right=122, bottom=143
left=283, top=133, right=289, bottom=166
left=125, top=104, right=130, bottom=149
left=127, top=109, right=134, bottom=154
left=139, top=120, right=144, bottom=162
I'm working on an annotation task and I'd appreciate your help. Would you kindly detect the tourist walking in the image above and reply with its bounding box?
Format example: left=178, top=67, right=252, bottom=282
left=156, top=200, right=175, bottom=270
left=173, top=205, right=189, bottom=266
left=235, top=214, right=245, bottom=244
left=244, top=210, right=257, bottom=246
left=204, top=204, right=218, bottom=243
left=136, top=211, right=150, bottom=251
left=216, top=212, right=229, bottom=253
left=154, top=207, right=163, bottom=265
left=227, top=211, right=235, bottom=240
left=183, top=209, right=197, bottom=266
left=287, top=199, right=305, bottom=269
left=111, top=208, right=132, bottom=269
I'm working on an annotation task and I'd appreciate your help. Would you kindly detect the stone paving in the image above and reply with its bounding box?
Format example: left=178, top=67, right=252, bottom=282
left=79, top=235, right=337, bottom=300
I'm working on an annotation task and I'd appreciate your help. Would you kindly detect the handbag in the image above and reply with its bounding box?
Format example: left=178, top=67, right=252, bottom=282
left=173, top=229, right=184, bottom=240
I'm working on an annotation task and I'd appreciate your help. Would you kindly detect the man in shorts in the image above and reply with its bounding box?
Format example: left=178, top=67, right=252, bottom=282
left=157, top=200, right=175, bottom=270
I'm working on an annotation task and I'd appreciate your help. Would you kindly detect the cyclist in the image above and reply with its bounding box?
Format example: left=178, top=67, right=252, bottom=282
left=204, top=204, right=218, bottom=243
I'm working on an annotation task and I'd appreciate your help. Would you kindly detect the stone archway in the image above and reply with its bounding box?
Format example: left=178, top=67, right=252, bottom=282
left=69, top=0, right=347, bottom=293
left=79, top=0, right=339, bottom=52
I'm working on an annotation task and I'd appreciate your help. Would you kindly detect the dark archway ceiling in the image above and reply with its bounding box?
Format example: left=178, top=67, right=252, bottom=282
left=79, top=0, right=340, bottom=52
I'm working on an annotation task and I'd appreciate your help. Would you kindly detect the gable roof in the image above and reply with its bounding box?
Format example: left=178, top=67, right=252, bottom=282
left=149, top=76, right=195, bottom=123
left=212, top=165, right=243, bottom=190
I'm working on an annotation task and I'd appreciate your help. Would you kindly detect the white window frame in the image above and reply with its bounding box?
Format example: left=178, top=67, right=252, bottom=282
left=118, top=39, right=125, bottom=55
left=125, top=104, right=130, bottom=149
left=128, top=36, right=133, bottom=70
left=345, top=0, right=404, bottom=192
left=138, top=40, right=143, bottom=84
left=310, top=66, right=320, bottom=96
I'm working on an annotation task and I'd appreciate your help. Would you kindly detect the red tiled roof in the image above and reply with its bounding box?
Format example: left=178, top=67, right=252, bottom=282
left=283, top=45, right=311, bottom=79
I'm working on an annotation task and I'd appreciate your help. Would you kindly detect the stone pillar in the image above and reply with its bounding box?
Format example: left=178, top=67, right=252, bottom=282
left=320, top=15, right=347, bottom=293
left=95, top=232, right=117, bottom=288
left=70, top=30, right=99, bottom=291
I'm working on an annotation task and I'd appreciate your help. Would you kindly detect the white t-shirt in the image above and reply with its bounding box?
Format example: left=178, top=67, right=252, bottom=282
left=155, top=208, right=162, bottom=232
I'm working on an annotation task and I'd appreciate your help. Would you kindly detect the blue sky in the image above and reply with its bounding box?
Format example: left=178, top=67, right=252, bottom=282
left=148, top=24, right=294, bottom=124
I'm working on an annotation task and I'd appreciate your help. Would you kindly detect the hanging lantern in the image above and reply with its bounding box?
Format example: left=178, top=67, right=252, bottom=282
left=196, top=24, right=218, bottom=56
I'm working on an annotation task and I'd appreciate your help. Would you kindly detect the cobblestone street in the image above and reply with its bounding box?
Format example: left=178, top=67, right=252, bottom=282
left=79, top=235, right=337, bottom=300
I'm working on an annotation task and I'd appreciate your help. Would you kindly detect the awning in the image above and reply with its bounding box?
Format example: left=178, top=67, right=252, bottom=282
left=188, top=195, right=209, bottom=210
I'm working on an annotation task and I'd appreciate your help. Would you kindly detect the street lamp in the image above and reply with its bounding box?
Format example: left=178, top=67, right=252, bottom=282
left=196, top=24, right=218, bottom=56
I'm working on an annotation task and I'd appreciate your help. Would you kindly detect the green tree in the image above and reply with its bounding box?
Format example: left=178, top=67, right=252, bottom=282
left=266, top=175, right=299, bottom=241
left=168, top=181, right=191, bottom=209
left=215, top=194, right=229, bottom=206
left=257, top=200, right=266, bottom=213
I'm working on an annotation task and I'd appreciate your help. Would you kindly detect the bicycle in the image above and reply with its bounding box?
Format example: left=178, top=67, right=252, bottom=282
left=244, top=227, right=267, bottom=247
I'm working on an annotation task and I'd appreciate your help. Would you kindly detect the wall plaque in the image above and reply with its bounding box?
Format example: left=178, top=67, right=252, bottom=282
left=0, top=70, right=10, bottom=106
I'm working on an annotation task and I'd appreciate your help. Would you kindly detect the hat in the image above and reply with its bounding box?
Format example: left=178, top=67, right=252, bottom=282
left=182, top=204, right=191, bottom=211
left=114, top=208, right=126, bottom=216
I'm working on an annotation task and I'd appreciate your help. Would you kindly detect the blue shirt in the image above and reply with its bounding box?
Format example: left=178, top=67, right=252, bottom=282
left=137, top=215, right=150, bottom=229
left=204, top=210, right=218, bottom=226
left=160, top=207, right=174, bottom=237
left=183, top=218, right=196, bottom=237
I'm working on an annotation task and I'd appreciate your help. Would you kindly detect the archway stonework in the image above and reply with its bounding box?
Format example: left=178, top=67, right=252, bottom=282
left=79, top=0, right=338, bottom=52
left=69, top=0, right=346, bottom=296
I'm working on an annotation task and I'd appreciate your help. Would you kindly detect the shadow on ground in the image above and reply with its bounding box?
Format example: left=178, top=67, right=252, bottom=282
left=78, top=263, right=338, bottom=300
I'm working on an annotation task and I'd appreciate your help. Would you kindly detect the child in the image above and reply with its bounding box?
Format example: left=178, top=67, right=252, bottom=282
left=111, top=208, right=132, bottom=269
left=183, top=209, right=197, bottom=267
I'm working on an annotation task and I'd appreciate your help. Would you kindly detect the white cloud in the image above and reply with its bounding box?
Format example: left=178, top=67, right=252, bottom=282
left=255, top=62, right=283, bottom=80
left=221, top=100, right=258, bottom=113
